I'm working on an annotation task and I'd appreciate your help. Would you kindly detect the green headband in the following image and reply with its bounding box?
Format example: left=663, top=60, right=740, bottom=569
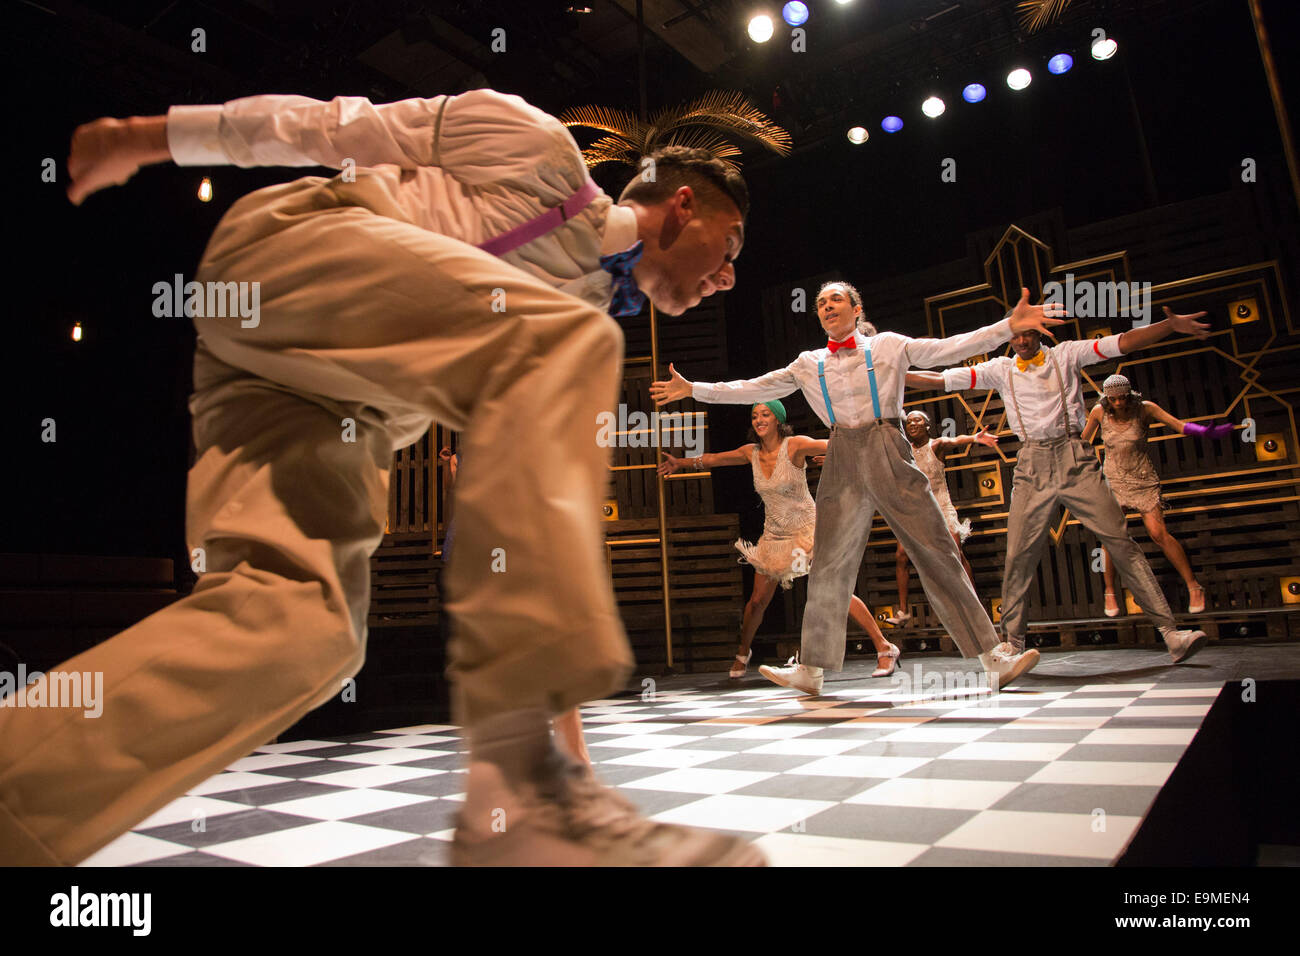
left=753, top=400, right=787, bottom=424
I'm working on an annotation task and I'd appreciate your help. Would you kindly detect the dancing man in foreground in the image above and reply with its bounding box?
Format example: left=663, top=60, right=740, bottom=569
left=0, top=90, right=764, bottom=866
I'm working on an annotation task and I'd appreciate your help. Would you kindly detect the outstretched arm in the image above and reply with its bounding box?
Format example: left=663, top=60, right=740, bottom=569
left=906, top=371, right=946, bottom=390
left=904, top=288, right=1067, bottom=369
left=1142, top=400, right=1235, bottom=440
left=67, top=89, right=566, bottom=205
left=1117, top=307, right=1210, bottom=353
left=658, top=445, right=755, bottom=476
left=651, top=361, right=799, bottom=407
left=788, top=436, right=829, bottom=467
left=933, top=428, right=999, bottom=455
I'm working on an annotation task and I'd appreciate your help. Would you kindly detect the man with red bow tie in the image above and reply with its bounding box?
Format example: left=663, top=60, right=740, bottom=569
left=651, top=280, right=1063, bottom=694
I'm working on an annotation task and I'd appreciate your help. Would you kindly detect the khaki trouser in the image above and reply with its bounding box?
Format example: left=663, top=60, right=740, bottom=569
left=800, top=421, right=1000, bottom=668
left=0, top=172, right=632, bottom=865
left=1000, top=435, right=1176, bottom=648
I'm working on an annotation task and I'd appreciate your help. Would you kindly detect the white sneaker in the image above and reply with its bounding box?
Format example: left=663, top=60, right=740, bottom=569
left=1163, top=628, right=1208, bottom=664
left=758, top=656, right=824, bottom=695
left=981, top=641, right=1040, bottom=689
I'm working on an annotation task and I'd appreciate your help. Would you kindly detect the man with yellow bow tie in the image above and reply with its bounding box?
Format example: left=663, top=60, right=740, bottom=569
left=909, top=305, right=1213, bottom=664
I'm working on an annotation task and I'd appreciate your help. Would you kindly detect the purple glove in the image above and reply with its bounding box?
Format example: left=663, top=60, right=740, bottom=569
left=1184, top=422, right=1235, bottom=440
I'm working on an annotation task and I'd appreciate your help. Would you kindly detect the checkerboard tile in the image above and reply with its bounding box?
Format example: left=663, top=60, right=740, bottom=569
left=100, top=673, right=1226, bottom=867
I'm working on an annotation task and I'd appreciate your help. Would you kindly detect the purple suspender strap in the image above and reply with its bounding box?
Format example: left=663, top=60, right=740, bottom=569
left=476, top=177, right=602, bottom=257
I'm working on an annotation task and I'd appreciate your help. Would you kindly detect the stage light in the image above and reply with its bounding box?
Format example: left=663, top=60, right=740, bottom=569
left=847, top=126, right=868, bottom=144
left=1091, top=36, right=1118, bottom=60
left=881, top=115, right=903, bottom=133
left=1007, top=68, right=1032, bottom=91
left=921, top=96, right=945, bottom=118
left=748, top=14, right=774, bottom=42
left=833, top=0, right=854, bottom=5
left=782, top=2, right=808, bottom=26
left=72, top=322, right=82, bottom=342
left=1048, top=53, right=1073, bottom=74
left=198, top=177, right=213, bottom=202
left=962, top=83, right=987, bottom=103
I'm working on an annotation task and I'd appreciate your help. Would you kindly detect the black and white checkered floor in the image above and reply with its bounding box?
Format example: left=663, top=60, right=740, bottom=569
left=83, top=656, right=1227, bottom=867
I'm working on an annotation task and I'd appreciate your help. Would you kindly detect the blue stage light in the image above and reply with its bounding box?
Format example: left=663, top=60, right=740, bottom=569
left=881, top=115, right=903, bottom=133
left=1048, top=53, right=1074, bottom=74
left=962, top=83, right=987, bottom=103
left=782, top=2, right=809, bottom=27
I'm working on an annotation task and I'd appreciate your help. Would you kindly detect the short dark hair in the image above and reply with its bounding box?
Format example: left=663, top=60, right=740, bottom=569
left=618, top=146, right=750, bottom=220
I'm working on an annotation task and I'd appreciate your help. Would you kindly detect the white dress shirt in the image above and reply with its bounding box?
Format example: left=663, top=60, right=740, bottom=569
left=692, top=318, right=1013, bottom=428
left=941, top=335, right=1124, bottom=440
left=166, top=90, right=638, bottom=311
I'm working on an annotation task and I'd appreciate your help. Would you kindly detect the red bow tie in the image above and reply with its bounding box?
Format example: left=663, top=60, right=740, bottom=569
left=827, top=336, right=857, bottom=354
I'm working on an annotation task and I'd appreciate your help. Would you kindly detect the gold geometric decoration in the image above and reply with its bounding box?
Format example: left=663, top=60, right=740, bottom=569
left=975, top=467, right=1002, bottom=498
left=1255, top=434, right=1287, bottom=461
left=1229, top=297, right=1260, bottom=324
left=1282, top=577, right=1300, bottom=605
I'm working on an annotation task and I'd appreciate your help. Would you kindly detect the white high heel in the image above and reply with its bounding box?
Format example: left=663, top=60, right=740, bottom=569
left=729, top=649, right=752, bottom=679
left=872, top=642, right=901, bottom=678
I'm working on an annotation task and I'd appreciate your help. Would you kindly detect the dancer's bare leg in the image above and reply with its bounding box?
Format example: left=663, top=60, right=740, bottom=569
left=847, top=596, right=891, bottom=655
left=737, top=572, right=780, bottom=663
left=1102, top=547, right=1120, bottom=615
left=1141, top=510, right=1198, bottom=591
left=953, top=532, right=974, bottom=586
left=553, top=708, right=591, bottom=765
left=894, top=541, right=911, bottom=615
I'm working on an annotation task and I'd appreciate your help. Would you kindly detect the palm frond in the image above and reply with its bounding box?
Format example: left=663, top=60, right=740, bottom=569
left=1016, top=0, right=1074, bottom=34
left=580, top=134, right=644, bottom=170
left=655, top=91, right=793, bottom=155
left=563, top=90, right=792, bottom=169
left=661, top=129, right=743, bottom=160
left=558, top=105, right=646, bottom=141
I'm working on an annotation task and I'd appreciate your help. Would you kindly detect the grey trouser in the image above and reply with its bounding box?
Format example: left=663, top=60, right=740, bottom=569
left=1001, top=435, right=1175, bottom=647
left=801, top=421, right=1000, bottom=668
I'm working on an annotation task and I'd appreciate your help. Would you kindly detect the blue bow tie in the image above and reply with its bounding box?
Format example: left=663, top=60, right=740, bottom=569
left=600, top=241, right=647, bottom=318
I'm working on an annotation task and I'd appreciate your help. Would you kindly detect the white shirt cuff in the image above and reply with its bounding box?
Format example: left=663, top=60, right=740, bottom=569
left=167, top=105, right=228, bottom=166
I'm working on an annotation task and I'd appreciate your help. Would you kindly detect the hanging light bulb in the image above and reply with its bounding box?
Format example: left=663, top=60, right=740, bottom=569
left=198, top=177, right=213, bottom=202
left=748, top=14, right=775, bottom=43
left=72, top=322, right=82, bottom=342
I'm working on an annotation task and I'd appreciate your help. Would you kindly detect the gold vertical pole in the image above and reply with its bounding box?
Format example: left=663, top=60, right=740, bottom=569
left=1250, top=0, right=1300, bottom=216
left=649, top=302, right=675, bottom=671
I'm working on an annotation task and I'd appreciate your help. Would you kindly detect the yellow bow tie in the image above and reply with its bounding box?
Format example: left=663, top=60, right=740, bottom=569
left=1016, top=350, right=1046, bottom=372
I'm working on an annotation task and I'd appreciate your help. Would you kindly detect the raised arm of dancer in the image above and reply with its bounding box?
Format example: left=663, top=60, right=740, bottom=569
left=650, top=361, right=799, bottom=407
left=787, top=436, right=828, bottom=467
left=658, top=445, right=755, bottom=475
left=1116, top=307, right=1211, bottom=352
left=67, top=89, right=559, bottom=204
left=903, top=288, right=1066, bottom=369
left=1143, top=400, right=1235, bottom=440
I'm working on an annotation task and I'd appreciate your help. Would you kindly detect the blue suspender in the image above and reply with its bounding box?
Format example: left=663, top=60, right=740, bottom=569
left=864, top=340, right=882, bottom=420
left=816, top=359, right=836, bottom=426
left=818, top=343, right=883, bottom=425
